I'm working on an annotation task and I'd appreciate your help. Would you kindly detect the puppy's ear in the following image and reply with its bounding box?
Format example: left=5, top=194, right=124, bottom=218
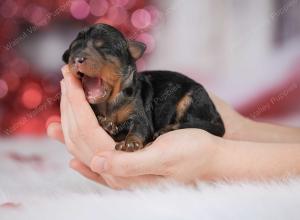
left=128, top=40, right=146, bottom=60
left=62, top=49, right=70, bottom=63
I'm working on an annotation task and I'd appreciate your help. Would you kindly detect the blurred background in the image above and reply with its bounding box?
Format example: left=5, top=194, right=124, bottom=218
left=0, top=0, right=299, bottom=137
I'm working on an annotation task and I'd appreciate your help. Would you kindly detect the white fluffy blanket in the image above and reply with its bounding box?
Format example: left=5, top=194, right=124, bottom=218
left=1, top=138, right=300, bottom=220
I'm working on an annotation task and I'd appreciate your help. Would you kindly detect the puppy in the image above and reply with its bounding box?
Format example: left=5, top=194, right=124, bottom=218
left=62, top=23, right=225, bottom=152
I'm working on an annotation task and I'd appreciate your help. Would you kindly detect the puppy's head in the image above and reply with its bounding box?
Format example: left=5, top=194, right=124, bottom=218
left=62, top=23, right=146, bottom=104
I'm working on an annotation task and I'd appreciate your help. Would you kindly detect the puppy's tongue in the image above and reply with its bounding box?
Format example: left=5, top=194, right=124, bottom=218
left=81, top=75, right=105, bottom=102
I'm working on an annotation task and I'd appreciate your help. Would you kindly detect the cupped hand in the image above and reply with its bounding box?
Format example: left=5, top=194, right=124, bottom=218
left=49, top=123, right=223, bottom=188
left=89, top=129, right=222, bottom=183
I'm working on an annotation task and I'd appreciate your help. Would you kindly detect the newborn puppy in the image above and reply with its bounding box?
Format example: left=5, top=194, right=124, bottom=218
left=62, top=23, right=225, bottom=152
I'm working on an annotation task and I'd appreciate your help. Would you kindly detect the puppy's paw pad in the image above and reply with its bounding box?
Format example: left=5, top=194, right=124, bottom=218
left=126, top=140, right=143, bottom=152
left=125, top=142, right=134, bottom=152
left=115, top=142, right=125, bottom=151
left=115, top=140, right=144, bottom=152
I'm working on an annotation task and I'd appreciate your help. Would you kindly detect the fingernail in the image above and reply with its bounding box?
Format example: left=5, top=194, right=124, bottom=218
left=91, top=157, right=107, bottom=173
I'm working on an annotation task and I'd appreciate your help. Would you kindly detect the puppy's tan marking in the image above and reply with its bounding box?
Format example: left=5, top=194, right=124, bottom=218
left=99, top=58, right=122, bottom=103
left=176, top=92, right=192, bottom=121
left=107, top=76, right=121, bottom=103
left=115, top=103, right=134, bottom=124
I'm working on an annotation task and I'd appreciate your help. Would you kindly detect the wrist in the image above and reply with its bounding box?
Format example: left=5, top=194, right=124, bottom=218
left=239, top=119, right=300, bottom=143
left=204, top=139, right=300, bottom=181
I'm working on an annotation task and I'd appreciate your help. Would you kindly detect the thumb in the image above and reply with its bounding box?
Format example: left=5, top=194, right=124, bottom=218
left=47, top=122, right=65, bottom=144
left=90, top=147, right=169, bottom=177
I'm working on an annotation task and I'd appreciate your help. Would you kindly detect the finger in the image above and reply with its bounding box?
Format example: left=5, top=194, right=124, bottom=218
left=61, top=65, right=99, bottom=129
left=61, top=81, right=87, bottom=161
left=69, top=161, right=124, bottom=189
left=118, top=174, right=165, bottom=189
left=100, top=173, right=164, bottom=190
left=69, top=159, right=126, bottom=189
left=69, top=159, right=107, bottom=185
left=72, top=158, right=164, bottom=190
left=47, top=122, right=65, bottom=143
left=61, top=80, right=81, bottom=146
left=90, top=147, right=170, bottom=177
left=60, top=81, right=72, bottom=146
left=72, top=159, right=163, bottom=190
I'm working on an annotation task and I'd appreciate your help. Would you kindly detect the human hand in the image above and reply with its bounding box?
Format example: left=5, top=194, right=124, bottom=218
left=48, top=116, right=222, bottom=188
left=58, top=66, right=115, bottom=165
left=68, top=129, right=223, bottom=189
left=90, top=129, right=222, bottom=183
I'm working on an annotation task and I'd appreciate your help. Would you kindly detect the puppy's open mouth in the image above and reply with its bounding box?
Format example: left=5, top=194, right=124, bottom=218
left=78, top=72, right=107, bottom=104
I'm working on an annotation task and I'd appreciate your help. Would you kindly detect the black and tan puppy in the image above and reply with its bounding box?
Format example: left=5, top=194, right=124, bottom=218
left=62, top=23, right=225, bottom=152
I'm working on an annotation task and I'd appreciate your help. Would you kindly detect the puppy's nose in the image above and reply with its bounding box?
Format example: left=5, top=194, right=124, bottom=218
left=75, top=57, right=86, bottom=64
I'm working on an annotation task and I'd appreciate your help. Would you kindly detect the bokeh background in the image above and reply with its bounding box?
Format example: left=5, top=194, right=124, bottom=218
left=0, top=0, right=299, bottom=137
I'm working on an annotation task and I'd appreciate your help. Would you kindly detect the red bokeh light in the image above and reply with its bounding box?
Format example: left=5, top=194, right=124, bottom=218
left=90, top=0, right=109, bottom=17
left=110, top=0, right=129, bottom=7
left=131, top=9, right=151, bottom=29
left=22, top=83, right=43, bottom=109
left=2, top=72, right=20, bottom=92
left=70, top=0, right=91, bottom=20
left=9, top=58, right=29, bottom=77
left=107, top=6, right=128, bottom=25
left=0, top=0, right=18, bottom=18
left=145, top=5, right=161, bottom=25
left=0, top=80, right=9, bottom=99
left=23, top=4, right=49, bottom=26
left=15, top=117, right=45, bottom=136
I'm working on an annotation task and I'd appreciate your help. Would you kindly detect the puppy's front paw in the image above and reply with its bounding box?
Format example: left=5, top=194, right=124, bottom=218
left=115, top=136, right=144, bottom=152
left=97, top=116, right=118, bottom=135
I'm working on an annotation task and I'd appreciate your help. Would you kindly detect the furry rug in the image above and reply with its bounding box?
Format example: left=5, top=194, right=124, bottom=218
left=1, top=138, right=300, bottom=220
